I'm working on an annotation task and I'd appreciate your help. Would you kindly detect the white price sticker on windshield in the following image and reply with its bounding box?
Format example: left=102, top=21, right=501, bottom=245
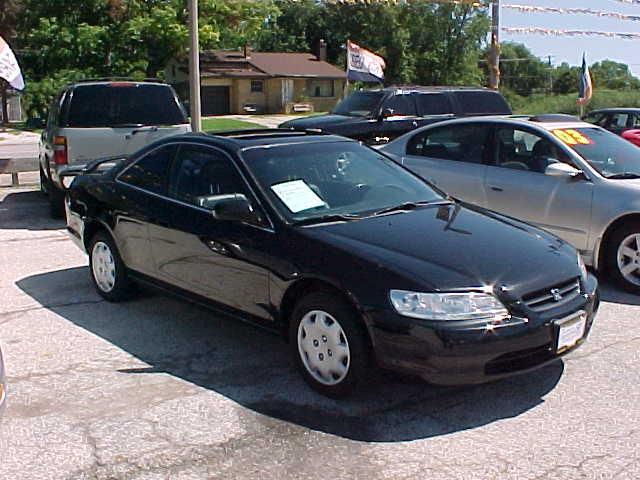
left=271, top=180, right=326, bottom=213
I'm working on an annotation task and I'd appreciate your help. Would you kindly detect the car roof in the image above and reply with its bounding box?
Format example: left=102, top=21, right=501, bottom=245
left=352, top=85, right=497, bottom=94
left=588, top=108, right=640, bottom=114
left=423, top=115, right=598, bottom=132
left=67, top=79, right=170, bottom=89
left=183, top=129, right=354, bottom=150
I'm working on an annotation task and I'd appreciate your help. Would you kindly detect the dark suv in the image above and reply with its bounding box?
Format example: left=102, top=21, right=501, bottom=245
left=279, top=86, right=512, bottom=145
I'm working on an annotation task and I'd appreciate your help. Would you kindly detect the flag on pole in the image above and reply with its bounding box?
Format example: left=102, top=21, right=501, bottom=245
left=346, top=40, right=385, bottom=83
left=577, top=53, right=592, bottom=106
left=0, top=36, right=24, bottom=90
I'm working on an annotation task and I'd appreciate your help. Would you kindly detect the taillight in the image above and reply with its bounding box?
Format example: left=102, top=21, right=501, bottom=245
left=53, top=136, right=67, bottom=165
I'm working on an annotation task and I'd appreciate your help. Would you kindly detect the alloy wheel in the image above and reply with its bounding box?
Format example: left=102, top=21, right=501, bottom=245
left=616, top=233, right=640, bottom=287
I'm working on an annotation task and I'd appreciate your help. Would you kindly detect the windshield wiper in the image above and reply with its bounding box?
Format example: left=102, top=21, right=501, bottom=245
left=292, top=214, right=361, bottom=226
left=373, top=199, right=453, bottom=216
left=606, top=172, right=640, bottom=179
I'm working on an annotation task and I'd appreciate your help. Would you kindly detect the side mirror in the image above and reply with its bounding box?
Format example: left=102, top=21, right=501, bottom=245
left=379, top=108, right=394, bottom=120
left=213, top=195, right=259, bottom=224
left=58, top=165, right=86, bottom=190
left=545, top=162, right=583, bottom=178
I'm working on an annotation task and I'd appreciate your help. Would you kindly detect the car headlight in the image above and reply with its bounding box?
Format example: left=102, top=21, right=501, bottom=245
left=389, top=290, right=509, bottom=321
left=577, top=255, right=588, bottom=279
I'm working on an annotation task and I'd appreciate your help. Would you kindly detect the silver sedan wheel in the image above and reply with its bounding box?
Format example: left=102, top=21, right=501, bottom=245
left=92, top=241, right=116, bottom=293
left=617, top=233, right=640, bottom=286
left=297, top=310, right=351, bottom=386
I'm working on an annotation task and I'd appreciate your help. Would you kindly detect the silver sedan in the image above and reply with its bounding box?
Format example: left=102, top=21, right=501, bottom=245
left=381, top=115, right=640, bottom=292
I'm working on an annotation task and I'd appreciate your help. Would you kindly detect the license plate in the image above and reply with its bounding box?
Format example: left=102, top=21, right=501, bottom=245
left=556, top=312, right=586, bottom=352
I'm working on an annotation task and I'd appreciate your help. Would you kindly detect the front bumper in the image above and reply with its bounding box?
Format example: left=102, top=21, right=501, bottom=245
left=369, top=274, right=599, bottom=386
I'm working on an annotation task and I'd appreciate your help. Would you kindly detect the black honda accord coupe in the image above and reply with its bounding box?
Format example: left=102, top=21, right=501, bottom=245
left=63, top=129, right=599, bottom=397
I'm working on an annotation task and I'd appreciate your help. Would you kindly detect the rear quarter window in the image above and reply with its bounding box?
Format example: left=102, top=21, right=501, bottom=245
left=453, top=91, right=511, bottom=115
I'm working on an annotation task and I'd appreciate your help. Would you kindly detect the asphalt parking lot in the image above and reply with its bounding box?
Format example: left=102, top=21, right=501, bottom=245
left=0, top=185, right=639, bottom=480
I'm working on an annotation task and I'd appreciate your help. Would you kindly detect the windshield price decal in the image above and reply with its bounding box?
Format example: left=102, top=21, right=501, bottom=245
left=552, top=129, right=593, bottom=146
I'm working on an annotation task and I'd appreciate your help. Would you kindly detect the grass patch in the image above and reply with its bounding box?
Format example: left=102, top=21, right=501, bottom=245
left=202, top=118, right=263, bottom=131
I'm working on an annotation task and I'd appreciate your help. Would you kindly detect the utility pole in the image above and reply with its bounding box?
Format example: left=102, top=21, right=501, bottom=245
left=1, top=79, right=8, bottom=126
left=489, top=0, right=500, bottom=90
left=548, top=55, right=554, bottom=94
left=188, top=0, right=202, bottom=132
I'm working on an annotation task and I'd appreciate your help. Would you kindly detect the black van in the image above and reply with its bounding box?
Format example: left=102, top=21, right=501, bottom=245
left=279, top=86, right=512, bottom=145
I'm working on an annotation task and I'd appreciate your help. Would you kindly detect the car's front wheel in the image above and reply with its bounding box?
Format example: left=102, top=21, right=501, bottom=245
left=289, top=291, right=371, bottom=397
left=89, top=231, right=132, bottom=302
left=606, top=223, right=640, bottom=293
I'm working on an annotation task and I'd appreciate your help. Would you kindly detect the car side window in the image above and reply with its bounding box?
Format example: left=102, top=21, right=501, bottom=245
left=494, top=128, right=570, bottom=174
left=585, top=113, right=607, bottom=127
left=383, top=94, right=417, bottom=116
left=632, top=114, right=640, bottom=128
left=170, top=145, right=251, bottom=211
left=611, top=113, right=630, bottom=128
left=406, top=124, right=492, bottom=164
left=413, top=93, right=452, bottom=115
left=119, top=145, right=176, bottom=194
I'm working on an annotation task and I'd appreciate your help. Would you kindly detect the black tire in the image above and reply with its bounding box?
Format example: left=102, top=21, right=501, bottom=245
left=605, top=222, right=640, bottom=293
left=289, top=291, right=371, bottom=398
left=88, top=231, right=132, bottom=302
left=39, top=166, right=48, bottom=194
left=48, top=183, right=65, bottom=219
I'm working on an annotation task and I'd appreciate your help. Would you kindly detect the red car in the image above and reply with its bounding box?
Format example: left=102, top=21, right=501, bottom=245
left=622, top=129, right=640, bottom=147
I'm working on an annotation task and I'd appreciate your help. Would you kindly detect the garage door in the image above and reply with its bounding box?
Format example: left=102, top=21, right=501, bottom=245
left=201, top=86, right=230, bottom=115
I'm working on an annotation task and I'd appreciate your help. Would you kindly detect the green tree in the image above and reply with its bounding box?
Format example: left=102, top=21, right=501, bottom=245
left=590, top=60, right=640, bottom=90
left=486, top=42, right=549, bottom=96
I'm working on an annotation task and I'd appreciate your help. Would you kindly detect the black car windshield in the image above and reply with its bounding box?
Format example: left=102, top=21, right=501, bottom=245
left=552, top=127, right=640, bottom=178
left=242, top=141, right=443, bottom=223
left=331, top=91, right=384, bottom=117
left=65, top=83, right=187, bottom=128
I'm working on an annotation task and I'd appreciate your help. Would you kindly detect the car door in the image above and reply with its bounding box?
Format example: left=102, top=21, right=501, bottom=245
left=484, top=125, right=593, bottom=251
left=114, top=144, right=178, bottom=275
left=149, top=143, right=274, bottom=321
left=402, top=123, right=493, bottom=207
left=374, top=93, right=420, bottom=143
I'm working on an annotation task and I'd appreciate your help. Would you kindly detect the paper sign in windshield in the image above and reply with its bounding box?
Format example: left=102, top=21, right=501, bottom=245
left=271, top=180, right=326, bottom=213
left=552, top=129, right=593, bottom=146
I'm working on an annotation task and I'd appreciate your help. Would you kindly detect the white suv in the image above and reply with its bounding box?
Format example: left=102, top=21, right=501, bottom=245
left=39, top=79, right=191, bottom=217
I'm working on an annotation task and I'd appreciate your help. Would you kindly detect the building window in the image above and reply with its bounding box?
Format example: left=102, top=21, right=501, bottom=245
left=251, top=80, right=263, bottom=93
left=308, top=79, right=334, bottom=98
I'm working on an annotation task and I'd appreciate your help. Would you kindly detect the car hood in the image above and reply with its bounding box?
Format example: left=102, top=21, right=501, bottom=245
left=279, top=114, right=365, bottom=130
left=298, top=203, right=579, bottom=299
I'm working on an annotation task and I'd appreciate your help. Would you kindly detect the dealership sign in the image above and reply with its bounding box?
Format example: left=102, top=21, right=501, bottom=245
left=346, top=40, right=385, bottom=83
left=0, top=36, right=24, bottom=90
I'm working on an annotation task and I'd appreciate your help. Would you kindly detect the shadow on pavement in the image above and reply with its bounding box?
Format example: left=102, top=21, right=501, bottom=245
left=597, top=280, right=640, bottom=306
left=18, top=266, right=564, bottom=442
left=0, top=189, right=64, bottom=231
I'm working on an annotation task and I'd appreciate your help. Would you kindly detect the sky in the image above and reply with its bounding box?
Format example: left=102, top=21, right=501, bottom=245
left=500, top=0, right=640, bottom=73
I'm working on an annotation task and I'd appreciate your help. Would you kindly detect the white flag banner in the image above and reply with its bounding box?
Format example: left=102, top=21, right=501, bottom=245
left=347, top=40, right=385, bottom=83
left=0, top=36, right=25, bottom=90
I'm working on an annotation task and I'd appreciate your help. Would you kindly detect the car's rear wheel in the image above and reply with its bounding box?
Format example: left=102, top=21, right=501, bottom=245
left=606, top=223, right=640, bottom=293
left=89, top=231, right=131, bottom=302
left=48, top=183, right=65, bottom=219
left=289, top=291, right=371, bottom=397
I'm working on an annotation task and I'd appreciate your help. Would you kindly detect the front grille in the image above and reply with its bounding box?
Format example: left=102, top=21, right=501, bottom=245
left=522, top=278, right=581, bottom=313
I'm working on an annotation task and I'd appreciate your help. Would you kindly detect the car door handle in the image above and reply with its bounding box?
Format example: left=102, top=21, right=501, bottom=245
left=489, top=185, right=504, bottom=192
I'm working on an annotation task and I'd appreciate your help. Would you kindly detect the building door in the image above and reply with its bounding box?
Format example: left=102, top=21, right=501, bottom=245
left=201, top=86, right=230, bottom=115
left=281, top=79, right=294, bottom=108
